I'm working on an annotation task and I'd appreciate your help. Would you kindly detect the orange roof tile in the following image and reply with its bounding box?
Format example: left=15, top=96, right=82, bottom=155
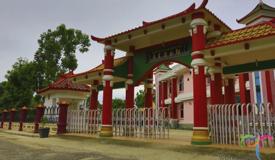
left=206, top=21, right=275, bottom=49
left=37, top=72, right=90, bottom=94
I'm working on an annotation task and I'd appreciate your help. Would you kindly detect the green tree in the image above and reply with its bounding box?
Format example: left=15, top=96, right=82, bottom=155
left=135, top=90, right=144, bottom=108
left=34, top=24, right=91, bottom=88
left=0, top=58, right=37, bottom=108
left=112, top=98, right=125, bottom=109
left=0, top=24, right=90, bottom=109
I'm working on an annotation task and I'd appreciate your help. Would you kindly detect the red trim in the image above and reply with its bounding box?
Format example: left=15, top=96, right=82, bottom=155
left=91, top=35, right=105, bottom=42
left=198, top=0, right=208, bottom=9
left=38, top=88, right=90, bottom=94
left=192, top=54, right=204, bottom=59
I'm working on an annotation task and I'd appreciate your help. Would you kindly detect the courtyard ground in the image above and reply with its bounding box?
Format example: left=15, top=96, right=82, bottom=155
left=0, top=129, right=274, bottom=160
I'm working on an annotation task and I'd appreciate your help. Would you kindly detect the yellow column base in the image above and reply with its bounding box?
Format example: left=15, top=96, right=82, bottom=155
left=191, top=128, right=211, bottom=145
left=100, top=125, right=113, bottom=137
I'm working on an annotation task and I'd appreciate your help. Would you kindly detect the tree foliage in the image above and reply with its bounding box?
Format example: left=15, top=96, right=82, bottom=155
left=0, top=24, right=91, bottom=109
left=34, top=24, right=90, bottom=88
left=135, top=90, right=144, bottom=108
left=112, top=98, right=125, bottom=109
left=0, top=58, right=37, bottom=108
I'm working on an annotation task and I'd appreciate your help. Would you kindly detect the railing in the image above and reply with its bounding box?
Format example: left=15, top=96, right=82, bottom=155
left=66, top=107, right=170, bottom=139
left=113, top=107, right=170, bottom=138
left=43, top=106, right=59, bottom=123
left=66, top=109, right=102, bottom=134
left=208, top=103, right=275, bottom=147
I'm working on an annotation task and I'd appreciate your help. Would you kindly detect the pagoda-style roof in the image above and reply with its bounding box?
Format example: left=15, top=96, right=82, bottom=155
left=91, top=0, right=231, bottom=52
left=237, top=2, right=275, bottom=25
left=70, top=56, right=128, bottom=85
left=37, top=72, right=90, bottom=95
left=206, top=20, right=275, bottom=49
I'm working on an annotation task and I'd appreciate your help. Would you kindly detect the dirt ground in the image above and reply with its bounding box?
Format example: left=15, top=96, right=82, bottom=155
left=0, top=130, right=274, bottom=160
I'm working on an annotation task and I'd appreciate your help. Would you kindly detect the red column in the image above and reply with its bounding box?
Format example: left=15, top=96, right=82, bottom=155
left=190, top=12, right=210, bottom=145
left=90, top=80, right=99, bottom=110
left=145, top=72, right=153, bottom=108
left=224, top=77, right=236, bottom=104
left=34, top=104, right=45, bottom=133
left=265, top=70, right=273, bottom=104
left=126, top=46, right=135, bottom=109
left=158, top=81, right=162, bottom=108
left=239, top=73, right=250, bottom=104
left=171, top=77, right=178, bottom=119
left=0, top=110, right=8, bottom=128
left=100, top=42, right=115, bottom=137
left=209, top=59, right=223, bottom=104
left=8, top=108, right=16, bottom=130
left=57, top=101, right=69, bottom=134
left=19, top=106, right=28, bottom=131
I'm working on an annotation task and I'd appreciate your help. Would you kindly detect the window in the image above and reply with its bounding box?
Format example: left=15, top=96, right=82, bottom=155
left=178, top=104, right=184, bottom=119
left=178, top=76, right=184, bottom=92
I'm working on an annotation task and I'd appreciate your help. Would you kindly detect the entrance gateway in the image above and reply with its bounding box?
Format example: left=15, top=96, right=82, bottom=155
left=69, top=0, right=275, bottom=145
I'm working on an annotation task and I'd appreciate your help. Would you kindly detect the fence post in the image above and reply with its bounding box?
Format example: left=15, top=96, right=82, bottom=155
left=19, top=106, right=28, bottom=131
left=34, top=104, right=45, bottom=133
left=57, top=101, right=69, bottom=134
left=0, top=110, right=8, bottom=128
left=8, top=108, right=16, bottom=130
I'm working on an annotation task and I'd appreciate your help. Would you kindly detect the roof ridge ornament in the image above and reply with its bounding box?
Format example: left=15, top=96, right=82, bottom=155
left=198, top=0, right=208, bottom=9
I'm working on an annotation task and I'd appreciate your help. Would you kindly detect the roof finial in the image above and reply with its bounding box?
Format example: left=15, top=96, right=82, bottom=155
left=259, top=0, right=264, bottom=4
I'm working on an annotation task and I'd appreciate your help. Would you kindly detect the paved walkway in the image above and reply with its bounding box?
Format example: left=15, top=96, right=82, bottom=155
left=0, top=129, right=274, bottom=160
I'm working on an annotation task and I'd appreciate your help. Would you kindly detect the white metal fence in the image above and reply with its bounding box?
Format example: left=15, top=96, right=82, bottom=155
left=66, top=107, right=170, bottom=138
left=43, top=105, right=59, bottom=123
left=208, top=103, right=275, bottom=147
left=66, top=109, right=102, bottom=134
left=113, top=107, right=170, bottom=138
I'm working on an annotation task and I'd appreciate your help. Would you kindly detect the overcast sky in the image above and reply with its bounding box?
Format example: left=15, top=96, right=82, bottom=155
left=1, top=0, right=275, bottom=101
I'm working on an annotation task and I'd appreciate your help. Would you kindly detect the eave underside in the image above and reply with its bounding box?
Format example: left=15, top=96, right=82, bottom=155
left=204, top=35, right=275, bottom=74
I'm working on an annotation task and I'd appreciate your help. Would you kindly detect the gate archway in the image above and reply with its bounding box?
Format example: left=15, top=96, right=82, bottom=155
left=68, top=0, right=275, bottom=144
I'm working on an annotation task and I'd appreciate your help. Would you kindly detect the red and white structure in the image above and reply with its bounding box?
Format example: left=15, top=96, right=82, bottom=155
left=62, top=0, right=275, bottom=145
left=37, top=72, right=90, bottom=110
